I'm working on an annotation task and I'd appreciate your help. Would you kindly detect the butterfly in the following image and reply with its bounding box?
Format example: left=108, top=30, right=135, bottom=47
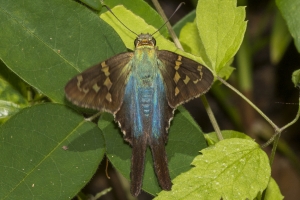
left=65, top=33, right=214, bottom=196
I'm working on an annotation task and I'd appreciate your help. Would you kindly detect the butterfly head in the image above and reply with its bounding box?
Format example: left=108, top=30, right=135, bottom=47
left=134, top=33, right=156, bottom=48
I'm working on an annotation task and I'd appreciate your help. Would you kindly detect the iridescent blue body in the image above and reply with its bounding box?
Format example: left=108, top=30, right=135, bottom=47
left=65, top=33, right=214, bottom=196
left=125, top=42, right=166, bottom=139
left=121, top=38, right=171, bottom=195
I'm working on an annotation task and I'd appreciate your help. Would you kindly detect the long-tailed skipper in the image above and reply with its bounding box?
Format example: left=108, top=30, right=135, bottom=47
left=65, top=7, right=214, bottom=197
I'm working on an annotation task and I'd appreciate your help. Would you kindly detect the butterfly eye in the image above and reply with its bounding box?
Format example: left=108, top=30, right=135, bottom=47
left=151, top=37, right=156, bottom=46
left=134, top=38, right=139, bottom=47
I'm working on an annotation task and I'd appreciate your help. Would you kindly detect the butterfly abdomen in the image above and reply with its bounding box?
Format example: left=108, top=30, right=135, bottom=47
left=121, top=52, right=172, bottom=195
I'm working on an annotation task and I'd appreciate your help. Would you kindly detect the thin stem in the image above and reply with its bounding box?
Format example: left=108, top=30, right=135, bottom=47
left=217, top=76, right=279, bottom=131
left=201, top=96, right=223, bottom=140
left=269, top=132, right=281, bottom=165
left=219, top=75, right=300, bottom=149
left=151, top=0, right=184, bottom=50
left=279, top=97, right=300, bottom=131
left=262, top=91, right=300, bottom=148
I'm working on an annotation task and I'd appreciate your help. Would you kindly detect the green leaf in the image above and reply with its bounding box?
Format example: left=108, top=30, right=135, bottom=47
left=179, top=22, right=235, bottom=79
left=0, top=103, right=105, bottom=199
left=0, top=0, right=126, bottom=104
left=196, top=0, right=247, bottom=73
left=179, top=22, right=202, bottom=56
left=292, top=69, right=300, bottom=88
left=205, top=130, right=252, bottom=146
left=99, top=106, right=207, bottom=195
left=270, top=9, right=292, bottom=64
left=155, top=138, right=271, bottom=200
left=255, top=178, right=284, bottom=200
left=276, top=0, right=300, bottom=53
left=100, top=5, right=208, bottom=69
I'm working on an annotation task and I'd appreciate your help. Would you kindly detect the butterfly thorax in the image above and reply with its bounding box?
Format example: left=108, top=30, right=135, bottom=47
left=132, top=34, right=158, bottom=87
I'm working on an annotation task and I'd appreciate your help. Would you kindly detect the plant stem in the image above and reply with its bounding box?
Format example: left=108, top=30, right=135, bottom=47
left=217, top=76, right=279, bottom=131
left=269, top=132, right=281, bottom=165
left=201, top=95, right=223, bottom=140
left=219, top=75, right=300, bottom=154
left=261, top=92, right=300, bottom=148
left=151, top=0, right=183, bottom=50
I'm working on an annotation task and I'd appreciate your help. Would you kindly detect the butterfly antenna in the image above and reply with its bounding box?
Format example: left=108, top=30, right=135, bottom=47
left=152, top=2, right=185, bottom=35
left=102, top=5, right=139, bottom=36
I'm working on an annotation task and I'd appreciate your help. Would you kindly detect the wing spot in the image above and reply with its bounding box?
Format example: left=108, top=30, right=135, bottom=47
left=197, top=65, right=203, bottom=80
left=82, top=87, right=89, bottom=94
left=104, top=77, right=112, bottom=91
left=175, top=61, right=181, bottom=70
left=77, top=75, right=83, bottom=91
left=175, top=87, right=180, bottom=96
left=92, top=83, right=101, bottom=93
left=106, top=93, right=112, bottom=102
left=177, top=55, right=182, bottom=61
left=183, top=76, right=190, bottom=84
left=101, top=62, right=110, bottom=77
left=173, top=71, right=181, bottom=84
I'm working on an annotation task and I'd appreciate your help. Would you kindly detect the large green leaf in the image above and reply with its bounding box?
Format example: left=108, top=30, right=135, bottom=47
left=155, top=138, right=271, bottom=200
left=99, top=106, right=208, bottom=196
left=0, top=0, right=126, bottom=104
left=0, top=103, right=105, bottom=199
left=276, top=0, right=300, bottom=53
left=196, top=0, right=247, bottom=73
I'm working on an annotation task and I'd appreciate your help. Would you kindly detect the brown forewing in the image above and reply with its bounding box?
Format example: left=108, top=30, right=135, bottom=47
left=65, top=52, right=133, bottom=113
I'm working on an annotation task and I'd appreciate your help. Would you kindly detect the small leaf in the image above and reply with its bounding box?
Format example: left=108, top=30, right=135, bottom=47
left=155, top=138, right=271, bottom=200
left=292, top=69, right=300, bottom=88
left=196, top=0, right=247, bottom=73
left=0, top=103, right=105, bottom=199
left=276, top=0, right=300, bottom=53
left=99, top=106, right=207, bottom=195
